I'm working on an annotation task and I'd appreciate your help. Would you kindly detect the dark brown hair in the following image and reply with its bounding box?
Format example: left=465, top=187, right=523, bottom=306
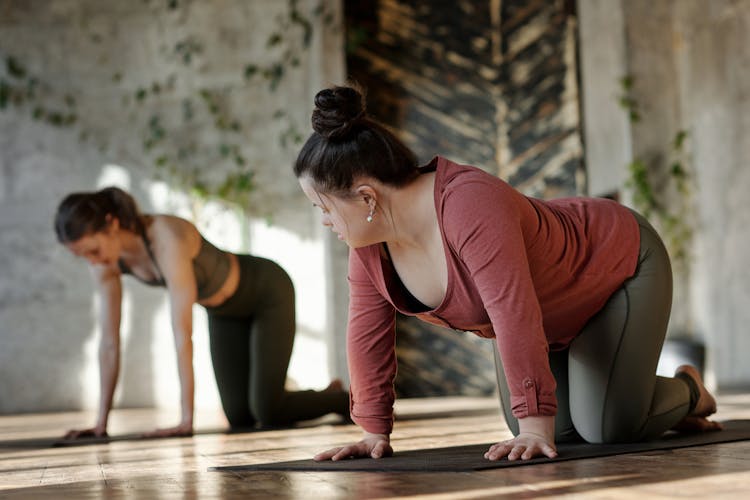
left=54, top=187, right=144, bottom=243
left=293, top=85, right=419, bottom=195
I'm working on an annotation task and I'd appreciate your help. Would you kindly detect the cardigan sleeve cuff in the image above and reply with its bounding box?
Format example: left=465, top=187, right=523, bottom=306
left=351, top=401, right=394, bottom=435
left=510, top=378, right=557, bottom=418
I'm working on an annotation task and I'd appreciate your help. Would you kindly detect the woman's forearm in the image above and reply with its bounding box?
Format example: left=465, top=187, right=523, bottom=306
left=174, top=336, right=195, bottom=426
left=94, top=272, right=122, bottom=432
left=96, top=335, right=120, bottom=430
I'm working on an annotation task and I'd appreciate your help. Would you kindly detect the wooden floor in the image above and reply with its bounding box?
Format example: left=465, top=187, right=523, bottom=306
left=2, top=394, right=750, bottom=499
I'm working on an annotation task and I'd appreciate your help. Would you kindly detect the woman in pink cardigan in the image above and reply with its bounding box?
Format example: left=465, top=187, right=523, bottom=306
left=294, top=85, right=720, bottom=462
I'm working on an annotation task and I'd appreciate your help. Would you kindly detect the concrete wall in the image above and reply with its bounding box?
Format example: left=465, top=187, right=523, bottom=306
left=673, top=0, right=750, bottom=388
left=578, top=0, right=750, bottom=388
left=0, top=0, right=346, bottom=414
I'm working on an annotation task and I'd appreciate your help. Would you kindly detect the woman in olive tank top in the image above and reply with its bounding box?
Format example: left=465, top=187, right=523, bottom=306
left=54, top=187, right=348, bottom=439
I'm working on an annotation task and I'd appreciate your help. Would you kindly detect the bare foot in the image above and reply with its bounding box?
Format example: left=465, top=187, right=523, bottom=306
left=672, top=365, right=722, bottom=433
left=672, top=416, right=723, bottom=432
left=325, top=379, right=345, bottom=393
left=675, top=365, right=717, bottom=417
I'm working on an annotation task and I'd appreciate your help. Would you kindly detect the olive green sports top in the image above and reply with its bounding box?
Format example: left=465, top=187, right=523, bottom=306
left=118, top=229, right=231, bottom=301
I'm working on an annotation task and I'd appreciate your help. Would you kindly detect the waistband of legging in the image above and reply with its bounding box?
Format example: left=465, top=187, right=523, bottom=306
left=203, top=253, right=260, bottom=317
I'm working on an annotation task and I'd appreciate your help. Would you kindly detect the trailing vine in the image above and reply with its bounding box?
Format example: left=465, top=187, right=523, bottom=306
left=0, top=56, right=78, bottom=128
left=0, top=0, right=337, bottom=216
left=618, top=75, right=695, bottom=268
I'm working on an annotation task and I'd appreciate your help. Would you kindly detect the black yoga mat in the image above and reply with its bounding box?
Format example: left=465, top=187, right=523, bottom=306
left=48, top=428, right=226, bottom=448
left=210, top=419, right=750, bottom=473
left=0, top=433, right=195, bottom=450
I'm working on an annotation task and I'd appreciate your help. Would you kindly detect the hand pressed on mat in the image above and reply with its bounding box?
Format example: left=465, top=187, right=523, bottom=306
left=63, top=426, right=108, bottom=440
left=485, top=415, right=558, bottom=461
left=141, top=420, right=194, bottom=438
left=314, top=431, right=393, bottom=461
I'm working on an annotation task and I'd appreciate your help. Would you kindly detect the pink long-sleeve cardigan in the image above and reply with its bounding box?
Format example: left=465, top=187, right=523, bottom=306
left=346, top=156, right=640, bottom=435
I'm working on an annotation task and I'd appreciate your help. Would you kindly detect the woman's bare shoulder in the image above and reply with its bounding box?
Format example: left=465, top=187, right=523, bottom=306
left=147, top=214, right=201, bottom=255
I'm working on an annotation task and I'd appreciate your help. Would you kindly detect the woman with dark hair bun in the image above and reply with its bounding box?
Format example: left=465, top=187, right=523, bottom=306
left=294, top=85, right=720, bottom=462
left=54, top=187, right=348, bottom=439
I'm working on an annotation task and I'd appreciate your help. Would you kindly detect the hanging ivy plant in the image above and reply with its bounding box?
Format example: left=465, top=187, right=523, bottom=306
left=0, top=56, right=78, bottom=127
left=0, top=0, right=337, bottom=217
left=618, top=76, right=695, bottom=269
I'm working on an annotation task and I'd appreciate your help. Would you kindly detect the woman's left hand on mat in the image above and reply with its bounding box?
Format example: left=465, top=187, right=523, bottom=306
left=140, top=422, right=194, bottom=439
left=484, top=432, right=558, bottom=461
left=313, top=432, right=393, bottom=461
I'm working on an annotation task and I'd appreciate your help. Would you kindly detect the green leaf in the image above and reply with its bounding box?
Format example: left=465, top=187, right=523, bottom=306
left=182, top=99, right=193, bottom=121
left=673, top=130, right=688, bottom=150
left=244, top=64, right=258, bottom=79
left=26, top=77, right=38, bottom=98
left=267, top=33, right=283, bottom=48
left=192, top=182, right=209, bottom=199
left=620, top=75, right=634, bottom=91
left=0, top=80, right=8, bottom=109
left=670, top=162, right=685, bottom=178
left=266, top=64, right=284, bottom=91
left=290, top=9, right=313, bottom=47
left=47, top=111, right=66, bottom=126
left=6, top=56, right=27, bottom=79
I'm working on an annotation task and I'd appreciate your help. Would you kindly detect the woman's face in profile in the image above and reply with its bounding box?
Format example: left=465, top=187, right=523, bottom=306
left=298, top=177, right=372, bottom=248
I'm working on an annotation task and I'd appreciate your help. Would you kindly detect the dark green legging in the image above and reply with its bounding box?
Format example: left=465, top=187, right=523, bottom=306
left=205, top=254, right=348, bottom=429
left=495, top=210, right=692, bottom=443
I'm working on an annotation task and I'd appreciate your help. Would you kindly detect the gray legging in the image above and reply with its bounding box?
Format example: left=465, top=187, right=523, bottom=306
left=495, top=210, right=692, bottom=443
left=205, top=255, right=348, bottom=429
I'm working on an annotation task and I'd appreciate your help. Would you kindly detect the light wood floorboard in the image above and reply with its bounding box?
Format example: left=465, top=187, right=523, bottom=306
left=1, top=394, right=749, bottom=499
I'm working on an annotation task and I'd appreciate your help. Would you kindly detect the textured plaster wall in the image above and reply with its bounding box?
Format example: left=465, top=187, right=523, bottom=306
left=578, top=0, right=750, bottom=387
left=673, top=0, right=750, bottom=388
left=0, top=0, right=346, bottom=414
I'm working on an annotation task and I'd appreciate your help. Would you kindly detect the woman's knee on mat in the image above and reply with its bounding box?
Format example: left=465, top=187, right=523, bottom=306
left=222, top=403, right=256, bottom=429
left=251, top=397, right=291, bottom=427
left=574, top=407, right=648, bottom=444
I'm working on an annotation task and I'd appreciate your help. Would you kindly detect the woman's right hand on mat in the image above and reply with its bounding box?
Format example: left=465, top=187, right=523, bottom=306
left=63, top=426, right=108, bottom=440
left=485, top=415, right=557, bottom=461
left=313, top=432, right=393, bottom=461
left=484, top=432, right=558, bottom=461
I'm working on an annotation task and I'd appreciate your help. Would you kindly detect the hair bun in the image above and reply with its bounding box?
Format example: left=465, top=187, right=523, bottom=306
left=311, top=86, right=365, bottom=141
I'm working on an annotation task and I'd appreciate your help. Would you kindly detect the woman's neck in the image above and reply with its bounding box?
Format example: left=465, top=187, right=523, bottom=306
left=385, top=171, right=437, bottom=251
left=117, top=229, right=144, bottom=261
